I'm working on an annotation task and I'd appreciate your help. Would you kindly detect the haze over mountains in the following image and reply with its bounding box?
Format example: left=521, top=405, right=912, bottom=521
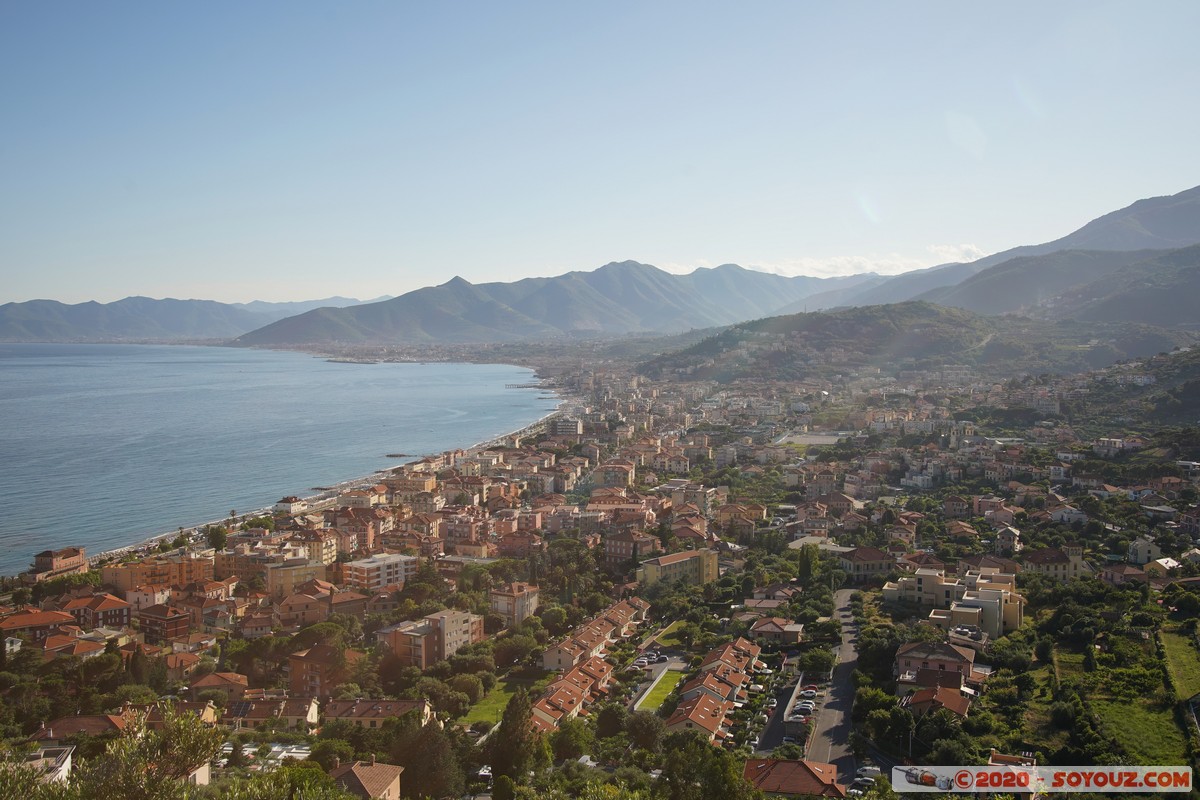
left=2, top=184, right=1198, bottom=345
left=0, top=296, right=391, bottom=342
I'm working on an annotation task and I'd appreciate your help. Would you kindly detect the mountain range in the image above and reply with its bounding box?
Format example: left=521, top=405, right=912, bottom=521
left=2, top=184, right=1198, bottom=345
left=232, top=182, right=1200, bottom=345
left=0, top=295, right=390, bottom=342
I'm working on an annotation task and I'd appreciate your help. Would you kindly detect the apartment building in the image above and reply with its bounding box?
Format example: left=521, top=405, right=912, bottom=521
left=101, top=553, right=214, bottom=593
left=343, top=553, right=420, bottom=593
left=636, top=549, right=718, bottom=587
left=375, top=609, right=484, bottom=669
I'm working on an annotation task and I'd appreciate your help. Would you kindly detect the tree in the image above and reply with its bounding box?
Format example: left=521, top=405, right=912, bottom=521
left=205, top=525, right=228, bottom=551
left=626, top=710, right=665, bottom=752
left=448, top=673, right=485, bottom=704
left=491, top=689, right=537, bottom=783
left=227, top=740, right=248, bottom=768
left=494, top=633, right=538, bottom=667
left=308, top=739, right=354, bottom=771
left=394, top=721, right=465, bottom=799
left=216, top=765, right=358, bottom=800
left=595, top=702, right=628, bottom=739
left=494, top=774, right=516, bottom=800
left=62, top=705, right=224, bottom=800
left=552, top=717, right=593, bottom=761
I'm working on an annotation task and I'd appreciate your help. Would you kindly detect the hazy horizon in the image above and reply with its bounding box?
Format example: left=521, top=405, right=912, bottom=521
left=3, top=2, right=1198, bottom=304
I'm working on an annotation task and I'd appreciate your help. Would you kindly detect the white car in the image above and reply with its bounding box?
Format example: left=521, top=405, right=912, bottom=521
left=799, top=689, right=818, bottom=699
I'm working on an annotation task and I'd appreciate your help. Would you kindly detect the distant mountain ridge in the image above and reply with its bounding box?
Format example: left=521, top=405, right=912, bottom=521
left=232, top=262, right=870, bottom=346
left=801, top=184, right=1200, bottom=310
left=6, top=183, right=1200, bottom=344
left=0, top=295, right=385, bottom=342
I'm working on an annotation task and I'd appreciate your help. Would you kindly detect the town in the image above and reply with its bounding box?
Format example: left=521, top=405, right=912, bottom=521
left=3, top=347, right=1200, bottom=800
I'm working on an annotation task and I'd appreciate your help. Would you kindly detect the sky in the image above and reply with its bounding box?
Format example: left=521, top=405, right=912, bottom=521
left=1, top=2, right=1198, bottom=304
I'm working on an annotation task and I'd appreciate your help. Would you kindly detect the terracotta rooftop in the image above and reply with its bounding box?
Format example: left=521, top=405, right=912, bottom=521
left=330, top=758, right=404, bottom=799
left=743, top=758, right=846, bottom=797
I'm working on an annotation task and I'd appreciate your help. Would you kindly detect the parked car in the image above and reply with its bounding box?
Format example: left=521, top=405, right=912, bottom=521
left=799, top=689, right=818, bottom=698
left=857, top=766, right=882, bottom=779
left=656, top=655, right=669, bottom=663
left=802, top=684, right=819, bottom=691
left=767, top=698, right=778, bottom=708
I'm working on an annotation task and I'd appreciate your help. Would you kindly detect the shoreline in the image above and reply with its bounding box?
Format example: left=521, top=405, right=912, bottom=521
left=28, top=380, right=575, bottom=578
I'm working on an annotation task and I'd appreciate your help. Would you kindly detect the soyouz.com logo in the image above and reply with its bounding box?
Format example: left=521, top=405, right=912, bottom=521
left=890, top=766, right=1193, bottom=793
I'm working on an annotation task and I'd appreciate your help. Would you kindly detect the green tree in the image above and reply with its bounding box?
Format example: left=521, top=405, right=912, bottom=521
left=55, top=705, right=224, bottom=800
left=552, top=717, right=593, bottom=761
left=216, top=764, right=357, bottom=800
left=625, top=710, right=665, bottom=752
left=205, top=526, right=228, bottom=551
left=494, top=633, right=538, bottom=667
left=595, top=702, right=628, bottom=739
left=392, top=720, right=465, bottom=799
left=491, top=688, right=537, bottom=783
left=308, top=739, right=354, bottom=771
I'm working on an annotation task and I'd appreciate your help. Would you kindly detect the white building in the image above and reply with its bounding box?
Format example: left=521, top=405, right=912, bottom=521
left=343, top=553, right=420, bottom=592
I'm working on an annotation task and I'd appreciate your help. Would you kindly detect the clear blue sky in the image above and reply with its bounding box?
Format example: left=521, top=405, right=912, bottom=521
left=2, top=1, right=1197, bottom=303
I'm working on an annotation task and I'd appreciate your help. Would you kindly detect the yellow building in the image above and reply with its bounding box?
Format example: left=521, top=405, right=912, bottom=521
left=264, top=559, right=327, bottom=599
left=636, top=549, right=718, bottom=587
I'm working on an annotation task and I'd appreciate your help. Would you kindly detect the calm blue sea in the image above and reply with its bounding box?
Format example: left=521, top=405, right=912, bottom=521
left=0, top=343, right=560, bottom=576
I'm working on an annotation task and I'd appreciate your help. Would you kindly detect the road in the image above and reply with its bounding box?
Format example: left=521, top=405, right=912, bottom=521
left=807, top=588, right=858, bottom=777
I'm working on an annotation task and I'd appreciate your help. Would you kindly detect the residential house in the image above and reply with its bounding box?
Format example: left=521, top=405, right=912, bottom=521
left=837, top=547, right=893, bottom=583
left=894, top=641, right=977, bottom=681
left=748, top=617, right=804, bottom=645
left=0, top=609, right=78, bottom=643
left=190, top=671, right=249, bottom=702
left=743, top=759, right=846, bottom=798
left=1128, top=536, right=1163, bottom=566
left=901, top=686, right=971, bottom=718
left=663, top=692, right=732, bottom=744
left=322, top=699, right=434, bottom=729
left=1022, top=544, right=1090, bottom=582
left=1101, top=563, right=1146, bottom=586
left=489, top=583, right=540, bottom=628
left=330, top=758, right=403, bottom=800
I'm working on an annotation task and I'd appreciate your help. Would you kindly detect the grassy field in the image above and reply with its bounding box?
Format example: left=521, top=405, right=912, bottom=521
left=655, top=621, right=686, bottom=649
left=1021, top=665, right=1071, bottom=753
left=461, top=671, right=553, bottom=725
left=1091, top=698, right=1189, bottom=765
left=1160, top=629, right=1200, bottom=701
left=1054, top=650, right=1086, bottom=682
left=639, top=670, right=685, bottom=711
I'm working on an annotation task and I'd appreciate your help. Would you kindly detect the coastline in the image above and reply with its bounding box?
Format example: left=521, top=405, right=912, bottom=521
left=50, top=380, right=574, bottom=576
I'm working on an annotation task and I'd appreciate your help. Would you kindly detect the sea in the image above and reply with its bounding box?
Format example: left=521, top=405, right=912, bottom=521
left=0, top=343, right=562, bottom=577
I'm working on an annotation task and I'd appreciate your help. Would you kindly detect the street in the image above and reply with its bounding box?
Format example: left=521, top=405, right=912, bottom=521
left=806, top=588, right=858, bottom=777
